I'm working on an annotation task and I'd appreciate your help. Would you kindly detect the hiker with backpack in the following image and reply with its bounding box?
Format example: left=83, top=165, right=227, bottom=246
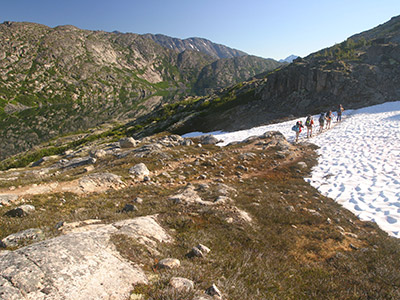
left=318, top=113, right=325, bottom=133
left=305, top=115, right=314, bottom=138
left=292, top=120, right=304, bottom=143
left=337, top=104, right=344, bottom=122
left=325, top=110, right=333, bottom=129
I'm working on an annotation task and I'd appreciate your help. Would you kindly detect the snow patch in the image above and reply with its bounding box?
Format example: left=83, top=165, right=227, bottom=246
left=184, top=101, right=400, bottom=238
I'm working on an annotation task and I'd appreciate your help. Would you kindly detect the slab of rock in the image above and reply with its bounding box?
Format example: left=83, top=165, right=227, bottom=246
left=169, top=185, right=214, bottom=206
left=0, top=215, right=171, bottom=300
left=0, top=194, right=18, bottom=206
left=1, top=228, right=44, bottom=248
left=129, top=163, right=150, bottom=179
left=78, top=172, right=126, bottom=193
left=58, top=156, right=96, bottom=169
left=119, top=137, right=138, bottom=148
left=169, top=277, right=194, bottom=291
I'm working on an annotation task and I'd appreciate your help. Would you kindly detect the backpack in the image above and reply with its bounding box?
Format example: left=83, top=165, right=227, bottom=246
left=292, top=124, right=299, bottom=132
left=305, top=117, right=311, bottom=126
left=319, top=115, right=325, bottom=124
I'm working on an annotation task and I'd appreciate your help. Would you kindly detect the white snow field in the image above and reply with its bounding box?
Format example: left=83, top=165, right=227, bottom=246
left=184, top=101, right=400, bottom=238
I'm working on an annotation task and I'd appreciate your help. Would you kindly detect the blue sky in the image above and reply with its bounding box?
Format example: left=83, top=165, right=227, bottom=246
left=1, top=0, right=400, bottom=60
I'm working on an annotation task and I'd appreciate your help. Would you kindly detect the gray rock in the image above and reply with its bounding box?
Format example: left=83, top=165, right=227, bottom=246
left=169, top=185, right=214, bottom=206
left=4, top=204, right=36, bottom=217
left=169, top=277, right=194, bottom=291
left=206, top=284, right=222, bottom=297
left=181, top=139, right=194, bottom=146
left=119, top=137, right=138, bottom=148
left=1, top=228, right=44, bottom=248
left=133, top=197, right=143, bottom=204
left=58, top=156, right=96, bottom=169
left=0, top=216, right=171, bottom=300
left=0, top=194, right=18, bottom=206
left=90, top=149, right=107, bottom=158
left=129, top=163, right=150, bottom=179
left=120, top=204, right=137, bottom=213
left=187, top=246, right=204, bottom=258
left=199, top=135, right=221, bottom=145
left=157, top=258, right=181, bottom=269
left=78, top=172, right=126, bottom=193
left=187, top=244, right=211, bottom=258
left=197, top=244, right=211, bottom=254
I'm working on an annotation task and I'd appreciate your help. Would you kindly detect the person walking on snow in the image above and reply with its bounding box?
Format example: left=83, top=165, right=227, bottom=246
left=325, top=110, right=333, bottom=129
left=318, top=113, right=325, bottom=133
left=293, top=120, right=304, bottom=143
left=305, top=115, right=314, bottom=138
left=337, top=104, right=344, bottom=122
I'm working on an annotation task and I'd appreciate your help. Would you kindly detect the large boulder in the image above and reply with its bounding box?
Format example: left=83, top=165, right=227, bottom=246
left=199, top=135, right=222, bottom=145
left=0, top=215, right=172, bottom=300
left=129, top=163, right=150, bottom=179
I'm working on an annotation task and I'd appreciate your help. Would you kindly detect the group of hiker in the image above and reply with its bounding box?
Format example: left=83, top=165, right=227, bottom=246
left=292, top=104, right=344, bottom=142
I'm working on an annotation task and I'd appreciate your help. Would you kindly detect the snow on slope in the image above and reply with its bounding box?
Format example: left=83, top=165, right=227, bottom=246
left=184, top=101, right=400, bottom=238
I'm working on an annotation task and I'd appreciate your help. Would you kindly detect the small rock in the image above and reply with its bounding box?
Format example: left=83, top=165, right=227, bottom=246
left=129, top=163, right=150, bottom=179
left=297, top=162, right=307, bottom=169
left=121, top=204, right=137, bottom=213
left=83, top=165, right=95, bottom=173
left=196, top=244, right=211, bottom=254
left=4, top=204, right=35, bottom=217
left=91, top=149, right=107, bottom=158
left=133, top=197, right=143, bottom=204
left=205, top=284, right=222, bottom=297
left=181, top=139, right=194, bottom=146
left=214, top=196, right=231, bottom=204
left=187, top=243, right=211, bottom=258
left=286, top=205, right=295, bottom=212
left=349, top=243, right=359, bottom=250
left=119, top=137, right=138, bottom=148
left=157, top=258, right=181, bottom=269
left=169, top=277, right=194, bottom=291
left=0, top=194, right=19, bottom=206
left=187, top=246, right=204, bottom=258
left=199, top=135, right=221, bottom=145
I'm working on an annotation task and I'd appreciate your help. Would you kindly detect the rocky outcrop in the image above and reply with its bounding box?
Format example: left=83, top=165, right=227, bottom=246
left=0, top=215, right=172, bottom=300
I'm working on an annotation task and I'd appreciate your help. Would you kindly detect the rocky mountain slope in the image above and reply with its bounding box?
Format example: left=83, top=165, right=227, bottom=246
left=0, top=21, right=283, bottom=160
left=1, top=131, right=399, bottom=299
left=155, top=15, right=400, bottom=133
left=143, top=34, right=247, bottom=59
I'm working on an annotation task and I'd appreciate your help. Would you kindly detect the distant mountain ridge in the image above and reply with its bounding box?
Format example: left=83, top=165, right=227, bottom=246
left=0, top=21, right=283, bottom=159
left=142, top=34, right=247, bottom=59
left=279, top=55, right=298, bottom=63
